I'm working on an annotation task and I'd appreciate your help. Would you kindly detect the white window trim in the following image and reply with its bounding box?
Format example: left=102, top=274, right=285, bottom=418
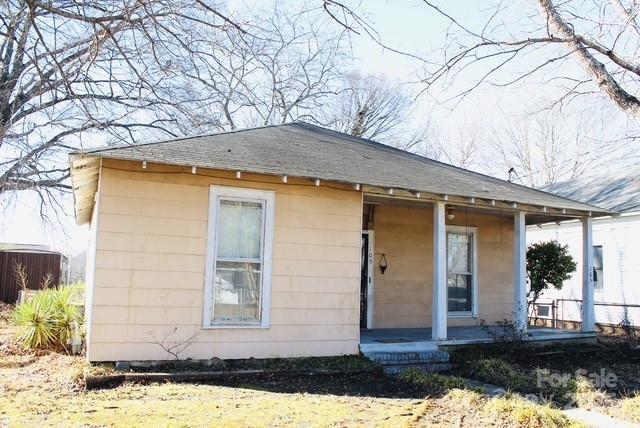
left=446, top=225, right=479, bottom=318
left=203, top=186, right=275, bottom=329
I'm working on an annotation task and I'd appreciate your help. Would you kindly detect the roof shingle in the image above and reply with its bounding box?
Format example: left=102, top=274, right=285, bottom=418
left=78, top=122, right=609, bottom=214
left=543, top=168, right=640, bottom=213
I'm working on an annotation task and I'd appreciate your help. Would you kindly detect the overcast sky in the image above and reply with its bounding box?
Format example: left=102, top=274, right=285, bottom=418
left=0, top=0, right=635, bottom=256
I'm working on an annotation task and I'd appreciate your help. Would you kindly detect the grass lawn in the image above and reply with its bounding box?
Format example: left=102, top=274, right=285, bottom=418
left=0, top=304, right=586, bottom=427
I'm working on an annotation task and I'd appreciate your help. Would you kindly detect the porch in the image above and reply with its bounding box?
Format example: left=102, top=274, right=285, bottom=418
left=359, top=326, right=597, bottom=373
left=360, top=193, right=598, bottom=341
left=360, top=326, right=597, bottom=353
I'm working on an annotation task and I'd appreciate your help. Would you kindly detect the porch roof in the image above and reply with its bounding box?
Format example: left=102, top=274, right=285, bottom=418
left=70, top=122, right=611, bottom=224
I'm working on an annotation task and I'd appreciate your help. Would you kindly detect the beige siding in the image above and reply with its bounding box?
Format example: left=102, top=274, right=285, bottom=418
left=87, top=160, right=362, bottom=361
left=371, top=204, right=514, bottom=328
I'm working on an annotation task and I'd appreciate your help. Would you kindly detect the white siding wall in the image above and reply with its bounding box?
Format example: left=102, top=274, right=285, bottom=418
left=527, top=213, right=640, bottom=326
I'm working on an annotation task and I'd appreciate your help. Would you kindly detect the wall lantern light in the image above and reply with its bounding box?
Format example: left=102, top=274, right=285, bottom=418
left=447, top=207, right=456, bottom=221
left=379, top=253, right=388, bottom=274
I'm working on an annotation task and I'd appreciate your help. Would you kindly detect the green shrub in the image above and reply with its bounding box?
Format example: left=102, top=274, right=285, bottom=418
left=527, top=241, right=577, bottom=307
left=13, top=287, right=83, bottom=351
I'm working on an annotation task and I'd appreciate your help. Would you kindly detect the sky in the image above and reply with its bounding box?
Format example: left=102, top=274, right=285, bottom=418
left=0, top=0, right=635, bottom=257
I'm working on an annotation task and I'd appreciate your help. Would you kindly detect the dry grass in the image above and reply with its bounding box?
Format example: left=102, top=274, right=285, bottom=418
left=619, top=395, right=640, bottom=423
left=484, top=394, right=583, bottom=428
left=573, top=378, right=612, bottom=409
left=3, top=381, right=429, bottom=427
left=410, top=389, right=585, bottom=428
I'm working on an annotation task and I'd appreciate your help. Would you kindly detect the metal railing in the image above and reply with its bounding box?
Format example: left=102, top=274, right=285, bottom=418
left=530, top=299, right=640, bottom=329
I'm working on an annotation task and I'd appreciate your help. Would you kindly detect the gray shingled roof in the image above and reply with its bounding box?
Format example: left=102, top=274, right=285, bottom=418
left=79, top=122, right=608, bottom=214
left=543, top=168, right=640, bottom=213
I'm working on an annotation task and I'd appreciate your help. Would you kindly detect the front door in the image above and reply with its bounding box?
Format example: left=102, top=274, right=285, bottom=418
left=360, top=231, right=374, bottom=328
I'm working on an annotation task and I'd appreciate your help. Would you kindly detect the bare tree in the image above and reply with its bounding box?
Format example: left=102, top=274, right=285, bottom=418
left=325, top=1, right=640, bottom=120
left=323, top=72, right=420, bottom=142
left=424, top=127, right=481, bottom=170
left=417, top=0, right=640, bottom=118
left=176, top=4, right=345, bottom=133
left=487, top=112, right=607, bottom=187
left=0, top=0, right=242, bottom=213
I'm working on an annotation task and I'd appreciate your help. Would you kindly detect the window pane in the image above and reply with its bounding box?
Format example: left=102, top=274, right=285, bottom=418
left=594, top=269, right=604, bottom=290
left=593, top=246, right=604, bottom=290
left=593, top=246, right=603, bottom=269
left=447, top=232, right=470, bottom=273
left=447, top=274, right=472, bottom=312
left=536, top=305, right=550, bottom=318
left=217, top=200, right=263, bottom=259
left=239, top=201, right=263, bottom=259
left=213, top=261, right=261, bottom=322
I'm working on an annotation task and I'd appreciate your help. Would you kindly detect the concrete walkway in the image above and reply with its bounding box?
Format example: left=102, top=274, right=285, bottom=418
left=562, top=408, right=639, bottom=428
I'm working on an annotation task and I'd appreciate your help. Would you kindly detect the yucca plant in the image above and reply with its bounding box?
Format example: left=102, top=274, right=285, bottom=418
left=49, top=287, right=81, bottom=346
left=14, top=297, right=58, bottom=349
left=13, top=286, right=83, bottom=351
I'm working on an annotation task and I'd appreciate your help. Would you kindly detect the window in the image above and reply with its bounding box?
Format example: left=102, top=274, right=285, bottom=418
left=203, top=186, right=275, bottom=328
left=593, top=245, right=604, bottom=291
left=535, top=304, right=551, bottom=318
left=446, top=226, right=478, bottom=316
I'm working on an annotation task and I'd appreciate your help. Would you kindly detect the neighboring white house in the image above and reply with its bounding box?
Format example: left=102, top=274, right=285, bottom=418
left=528, top=169, right=640, bottom=328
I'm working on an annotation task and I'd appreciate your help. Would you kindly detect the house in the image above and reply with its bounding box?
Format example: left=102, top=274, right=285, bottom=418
left=70, top=123, right=609, bottom=363
left=527, top=169, right=640, bottom=329
left=0, top=244, right=68, bottom=303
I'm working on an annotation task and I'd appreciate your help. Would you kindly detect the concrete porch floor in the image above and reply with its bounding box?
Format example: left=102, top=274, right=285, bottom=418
left=359, top=326, right=597, bottom=354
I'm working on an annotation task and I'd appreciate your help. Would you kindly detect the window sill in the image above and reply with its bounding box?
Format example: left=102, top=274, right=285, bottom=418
left=448, top=312, right=476, bottom=318
left=201, top=323, right=270, bottom=330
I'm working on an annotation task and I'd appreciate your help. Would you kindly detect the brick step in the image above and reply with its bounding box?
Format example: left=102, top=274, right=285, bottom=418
left=383, top=362, right=453, bottom=375
left=364, top=351, right=450, bottom=366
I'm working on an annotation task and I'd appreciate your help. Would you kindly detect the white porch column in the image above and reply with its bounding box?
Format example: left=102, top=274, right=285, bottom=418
left=432, top=201, right=447, bottom=340
left=581, top=216, right=595, bottom=332
left=513, top=212, right=528, bottom=332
